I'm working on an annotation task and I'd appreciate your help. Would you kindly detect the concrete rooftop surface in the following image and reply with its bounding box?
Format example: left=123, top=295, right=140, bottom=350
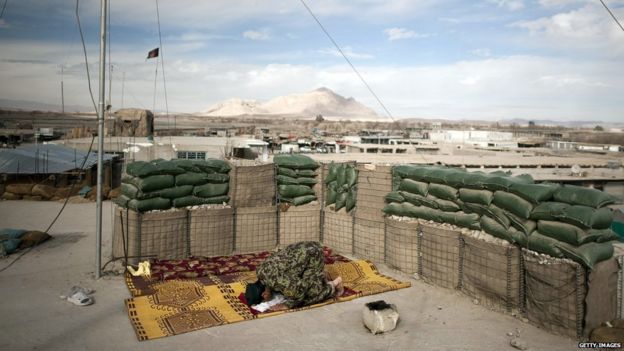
left=0, top=201, right=580, bottom=351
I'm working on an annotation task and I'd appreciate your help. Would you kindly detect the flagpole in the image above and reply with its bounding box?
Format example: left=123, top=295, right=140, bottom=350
left=153, top=56, right=158, bottom=113
left=95, top=0, right=108, bottom=280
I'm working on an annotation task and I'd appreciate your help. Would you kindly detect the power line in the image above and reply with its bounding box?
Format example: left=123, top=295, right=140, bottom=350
left=155, top=0, right=174, bottom=140
left=75, top=0, right=97, bottom=112
left=0, top=0, right=8, bottom=20
left=599, top=0, right=624, bottom=33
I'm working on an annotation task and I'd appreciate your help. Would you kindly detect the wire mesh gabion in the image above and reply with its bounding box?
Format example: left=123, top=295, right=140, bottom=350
left=234, top=205, right=277, bottom=253
left=418, top=223, right=462, bottom=289
left=322, top=209, right=354, bottom=255
left=189, top=207, right=234, bottom=257
left=279, top=203, right=321, bottom=247
left=353, top=217, right=385, bottom=264
left=385, top=217, right=419, bottom=274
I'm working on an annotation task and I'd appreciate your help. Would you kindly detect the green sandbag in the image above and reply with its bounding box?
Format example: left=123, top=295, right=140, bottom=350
left=392, top=175, right=402, bottom=191
left=114, top=194, right=131, bottom=208
left=529, top=202, right=570, bottom=221
left=439, top=211, right=480, bottom=229
left=554, top=205, right=613, bottom=229
left=278, top=167, right=298, bottom=178
left=428, top=183, right=458, bottom=201
left=325, top=186, right=337, bottom=206
left=509, top=183, right=558, bottom=204
left=273, top=154, right=319, bottom=170
left=297, top=177, right=318, bottom=186
left=173, top=195, right=230, bottom=207
left=461, top=172, right=489, bottom=190
left=398, top=179, right=428, bottom=196
left=399, top=191, right=424, bottom=206
left=128, top=197, right=171, bottom=212
left=193, top=183, right=229, bottom=198
left=126, top=161, right=160, bottom=177
left=171, top=159, right=199, bottom=172
left=435, top=198, right=460, bottom=212
left=421, top=167, right=456, bottom=184
left=481, top=173, right=534, bottom=192
left=335, top=192, right=347, bottom=211
left=276, top=175, right=299, bottom=185
left=385, top=191, right=405, bottom=203
left=336, top=164, right=347, bottom=187
left=488, top=203, right=511, bottom=228
left=382, top=202, right=406, bottom=217
left=537, top=220, right=605, bottom=246
left=121, top=183, right=139, bottom=199
left=325, top=163, right=338, bottom=184
left=553, top=184, right=618, bottom=208
left=461, top=202, right=489, bottom=216
left=150, top=160, right=186, bottom=175
left=556, top=241, right=614, bottom=269
left=492, top=191, right=534, bottom=219
left=595, top=229, right=622, bottom=243
left=128, top=175, right=175, bottom=193
left=157, top=185, right=194, bottom=199
left=175, top=172, right=209, bottom=186
left=278, top=185, right=314, bottom=198
left=204, top=173, right=230, bottom=183
left=402, top=203, right=442, bottom=222
left=459, top=188, right=493, bottom=206
left=480, top=216, right=515, bottom=242
left=392, top=165, right=430, bottom=181
left=445, top=171, right=470, bottom=188
left=346, top=189, right=356, bottom=212
left=297, top=169, right=317, bottom=177
left=505, top=211, right=537, bottom=235
left=194, top=159, right=231, bottom=174
left=345, top=166, right=358, bottom=188
left=286, top=195, right=316, bottom=206
left=526, top=231, right=565, bottom=258
left=511, top=230, right=528, bottom=247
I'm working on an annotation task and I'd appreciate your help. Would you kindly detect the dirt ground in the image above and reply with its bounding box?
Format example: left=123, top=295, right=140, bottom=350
left=0, top=200, right=579, bottom=351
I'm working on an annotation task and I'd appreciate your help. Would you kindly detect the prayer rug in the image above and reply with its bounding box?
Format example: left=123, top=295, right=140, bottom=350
left=125, top=259, right=410, bottom=341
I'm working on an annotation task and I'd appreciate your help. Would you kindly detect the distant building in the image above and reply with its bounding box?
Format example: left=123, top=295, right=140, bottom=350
left=428, top=130, right=517, bottom=148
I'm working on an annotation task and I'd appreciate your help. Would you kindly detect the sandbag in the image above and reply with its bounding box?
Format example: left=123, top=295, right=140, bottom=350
left=193, top=183, right=229, bottom=198
left=529, top=202, right=570, bottom=221
left=18, top=230, right=51, bottom=249
left=509, top=182, right=558, bottom=204
left=173, top=195, right=229, bottom=207
left=194, top=159, right=231, bottom=174
left=506, top=212, right=537, bottom=235
left=290, top=195, right=317, bottom=206
left=461, top=202, right=489, bottom=216
left=325, top=163, right=338, bottom=184
left=537, top=220, right=604, bottom=246
left=5, top=184, right=33, bottom=195
left=553, top=185, right=618, bottom=208
left=278, top=167, right=298, bottom=178
left=127, top=175, right=175, bottom=193
left=157, top=185, right=194, bottom=199
left=297, top=169, right=317, bottom=177
left=458, top=188, right=493, bottom=206
left=557, top=241, right=614, bottom=269
left=150, top=160, right=186, bottom=175
left=488, top=204, right=512, bottom=228
left=401, top=203, right=442, bottom=222
left=427, top=183, right=458, bottom=201
left=346, top=189, right=356, bottom=212
left=278, top=185, right=315, bottom=198
left=526, top=231, right=565, bottom=258
left=492, top=191, right=534, bottom=219
left=171, top=159, right=199, bottom=172
left=31, top=184, right=56, bottom=199
left=121, top=183, right=140, bottom=199
left=398, top=179, right=428, bottom=196
left=175, top=172, right=209, bottom=186
left=382, top=202, right=406, bottom=217
left=335, top=192, right=347, bottom=211
left=595, top=229, right=621, bottom=243
left=345, top=166, right=358, bottom=187
left=276, top=175, right=299, bottom=185
left=421, top=167, right=455, bottom=184
left=204, top=173, right=230, bottom=183
left=553, top=205, right=613, bottom=229
left=336, top=164, right=347, bottom=187
left=273, top=154, right=319, bottom=170
left=326, top=186, right=337, bottom=206
left=125, top=161, right=159, bottom=177
left=296, top=177, right=318, bottom=186
left=480, top=216, right=515, bottom=242
left=481, top=173, right=534, bottom=192
left=128, top=197, right=171, bottom=212
left=114, top=194, right=131, bottom=208
left=392, top=165, right=430, bottom=181
left=440, top=169, right=468, bottom=186
left=435, top=198, right=461, bottom=212
left=439, top=211, right=480, bottom=229
left=385, top=191, right=404, bottom=204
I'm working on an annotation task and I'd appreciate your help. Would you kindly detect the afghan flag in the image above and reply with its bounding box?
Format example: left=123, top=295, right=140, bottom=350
left=147, top=48, right=159, bottom=59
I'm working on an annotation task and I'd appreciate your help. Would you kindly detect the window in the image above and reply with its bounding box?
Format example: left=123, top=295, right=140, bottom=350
left=177, top=151, right=206, bottom=160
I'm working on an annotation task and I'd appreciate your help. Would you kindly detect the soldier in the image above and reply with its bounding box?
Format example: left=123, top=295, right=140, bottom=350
left=245, top=241, right=344, bottom=311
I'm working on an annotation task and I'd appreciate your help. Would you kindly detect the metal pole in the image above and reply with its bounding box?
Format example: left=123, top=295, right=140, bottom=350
left=61, top=66, right=65, bottom=115
left=95, top=0, right=108, bottom=279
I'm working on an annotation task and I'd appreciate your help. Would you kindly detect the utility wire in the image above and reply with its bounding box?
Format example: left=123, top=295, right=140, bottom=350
left=155, top=0, right=174, bottom=141
left=599, top=0, right=624, bottom=32
left=75, top=0, right=98, bottom=112
left=0, top=0, right=8, bottom=20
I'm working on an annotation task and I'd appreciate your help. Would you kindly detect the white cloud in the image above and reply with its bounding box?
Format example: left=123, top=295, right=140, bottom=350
left=243, top=29, right=271, bottom=41
left=537, top=0, right=585, bottom=8
left=384, top=27, right=431, bottom=41
left=318, top=46, right=374, bottom=59
left=487, top=0, right=525, bottom=11
left=470, top=48, right=492, bottom=57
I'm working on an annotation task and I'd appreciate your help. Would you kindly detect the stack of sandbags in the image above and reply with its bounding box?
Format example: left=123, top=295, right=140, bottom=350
left=324, top=162, right=358, bottom=212
left=274, top=154, right=319, bottom=206
left=115, top=158, right=231, bottom=212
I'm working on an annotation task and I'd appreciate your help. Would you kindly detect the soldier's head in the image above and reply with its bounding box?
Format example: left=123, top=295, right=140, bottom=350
left=244, top=280, right=266, bottom=306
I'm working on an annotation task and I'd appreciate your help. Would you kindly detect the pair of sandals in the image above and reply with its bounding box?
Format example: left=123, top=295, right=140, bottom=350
left=61, top=286, right=94, bottom=306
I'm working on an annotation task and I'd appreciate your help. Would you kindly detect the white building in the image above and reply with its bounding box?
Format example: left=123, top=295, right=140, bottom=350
left=428, top=130, right=517, bottom=148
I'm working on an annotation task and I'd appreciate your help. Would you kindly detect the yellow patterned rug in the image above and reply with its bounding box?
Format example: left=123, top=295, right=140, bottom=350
left=126, top=259, right=410, bottom=341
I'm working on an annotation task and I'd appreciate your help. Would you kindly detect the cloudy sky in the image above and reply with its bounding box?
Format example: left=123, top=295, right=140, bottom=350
left=0, top=0, right=623, bottom=121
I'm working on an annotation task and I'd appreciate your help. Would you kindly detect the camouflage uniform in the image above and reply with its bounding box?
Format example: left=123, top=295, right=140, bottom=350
left=256, top=241, right=333, bottom=308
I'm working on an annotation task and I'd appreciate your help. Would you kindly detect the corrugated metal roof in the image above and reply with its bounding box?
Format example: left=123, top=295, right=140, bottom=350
left=0, top=143, right=115, bottom=174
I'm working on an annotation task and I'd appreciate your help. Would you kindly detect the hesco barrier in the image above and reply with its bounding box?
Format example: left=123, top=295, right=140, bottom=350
left=461, top=236, right=523, bottom=314
left=230, top=162, right=275, bottom=207
left=353, top=218, right=385, bottom=264
left=189, top=207, right=234, bottom=256
left=322, top=209, right=354, bottom=255
left=419, top=223, right=462, bottom=289
left=584, top=256, right=619, bottom=336
left=279, top=203, right=321, bottom=246
left=354, top=164, right=391, bottom=222
left=385, top=218, right=419, bottom=274
left=113, top=208, right=188, bottom=264
left=523, top=249, right=586, bottom=338
left=235, top=205, right=277, bottom=253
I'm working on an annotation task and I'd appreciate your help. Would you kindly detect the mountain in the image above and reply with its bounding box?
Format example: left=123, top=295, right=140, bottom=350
left=0, top=98, right=93, bottom=113
left=198, top=87, right=378, bottom=118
